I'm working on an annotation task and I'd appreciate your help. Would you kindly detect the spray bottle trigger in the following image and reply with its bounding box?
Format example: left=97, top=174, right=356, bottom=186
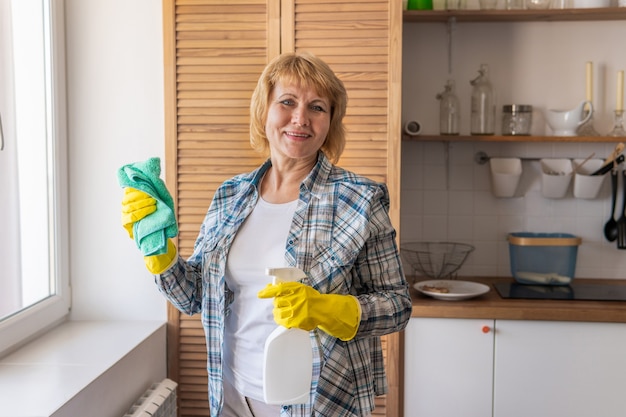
left=265, top=267, right=307, bottom=284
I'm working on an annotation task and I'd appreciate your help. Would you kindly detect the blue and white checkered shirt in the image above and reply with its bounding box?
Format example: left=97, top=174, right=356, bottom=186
left=156, top=152, right=412, bottom=417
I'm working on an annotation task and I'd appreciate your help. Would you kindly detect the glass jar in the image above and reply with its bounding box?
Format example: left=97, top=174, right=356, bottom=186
left=436, top=79, right=460, bottom=135
left=502, top=104, right=533, bottom=135
left=470, top=64, right=496, bottom=135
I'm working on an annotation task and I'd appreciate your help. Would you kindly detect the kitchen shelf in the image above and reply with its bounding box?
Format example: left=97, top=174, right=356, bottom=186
left=402, top=9, right=626, bottom=143
left=403, top=7, right=626, bottom=22
left=403, top=134, right=626, bottom=142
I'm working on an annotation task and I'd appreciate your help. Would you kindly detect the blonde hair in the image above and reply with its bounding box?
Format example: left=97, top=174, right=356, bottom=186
left=249, top=52, right=347, bottom=163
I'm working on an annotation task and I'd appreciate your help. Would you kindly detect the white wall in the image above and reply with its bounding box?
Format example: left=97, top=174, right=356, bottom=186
left=401, top=20, right=626, bottom=279
left=65, top=0, right=167, bottom=320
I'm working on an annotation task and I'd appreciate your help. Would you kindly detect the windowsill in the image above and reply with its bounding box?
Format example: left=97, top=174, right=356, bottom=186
left=0, top=320, right=167, bottom=417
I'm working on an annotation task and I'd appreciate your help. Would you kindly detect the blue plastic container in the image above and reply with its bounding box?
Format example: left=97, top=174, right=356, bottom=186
left=508, top=232, right=582, bottom=285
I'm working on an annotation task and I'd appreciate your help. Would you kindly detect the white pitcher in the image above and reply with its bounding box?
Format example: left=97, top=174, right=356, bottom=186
left=545, top=100, right=593, bottom=136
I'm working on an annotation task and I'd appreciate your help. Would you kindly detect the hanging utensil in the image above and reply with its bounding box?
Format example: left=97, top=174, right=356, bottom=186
left=605, top=142, right=625, bottom=165
left=591, top=154, right=625, bottom=176
left=571, top=152, right=595, bottom=174
left=591, top=143, right=624, bottom=176
left=604, top=170, right=619, bottom=242
left=617, top=170, right=626, bottom=249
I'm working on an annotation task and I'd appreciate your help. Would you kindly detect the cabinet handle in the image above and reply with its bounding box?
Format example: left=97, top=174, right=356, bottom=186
left=482, top=325, right=491, bottom=334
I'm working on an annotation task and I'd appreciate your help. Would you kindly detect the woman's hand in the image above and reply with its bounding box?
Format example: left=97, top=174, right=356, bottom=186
left=121, top=188, right=157, bottom=238
left=258, top=281, right=361, bottom=341
left=121, top=187, right=177, bottom=274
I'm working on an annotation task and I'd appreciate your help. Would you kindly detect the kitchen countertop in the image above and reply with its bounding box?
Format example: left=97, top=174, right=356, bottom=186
left=410, top=277, right=626, bottom=323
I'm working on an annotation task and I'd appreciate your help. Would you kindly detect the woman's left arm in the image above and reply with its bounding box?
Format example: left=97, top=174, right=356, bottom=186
left=351, top=184, right=413, bottom=337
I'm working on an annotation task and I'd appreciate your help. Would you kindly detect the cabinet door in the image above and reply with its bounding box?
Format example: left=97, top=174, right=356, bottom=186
left=405, top=318, right=495, bottom=417
left=494, top=320, right=626, bottom=417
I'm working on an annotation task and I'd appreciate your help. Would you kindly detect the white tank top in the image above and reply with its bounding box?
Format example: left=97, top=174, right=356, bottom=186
left=223, top=196, right=298, bottom=401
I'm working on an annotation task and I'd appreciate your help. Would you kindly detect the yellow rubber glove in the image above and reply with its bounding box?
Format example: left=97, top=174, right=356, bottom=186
left=144, top=238, right=177, bottom=274
left=121, top=188, right=157, bottom=238
left=258, top=281, right=361, bottom=341
left=121, top=187, right=177, bottom=274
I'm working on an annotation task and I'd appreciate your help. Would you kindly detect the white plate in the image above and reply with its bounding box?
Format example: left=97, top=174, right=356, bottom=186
left=414, top=280, right=490, bottom=301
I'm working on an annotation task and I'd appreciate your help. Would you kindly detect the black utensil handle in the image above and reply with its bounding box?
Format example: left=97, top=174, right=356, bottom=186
left=611, top=170, right=618, bottom=211
left=618, top=171, right=626, bottom=249
left=591, top=154, right=626, bottom=176
left=621, top=170, right=626, bottom=214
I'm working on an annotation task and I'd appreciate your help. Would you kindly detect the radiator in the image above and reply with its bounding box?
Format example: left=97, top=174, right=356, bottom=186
left=123, top=378, right=178, bottom=417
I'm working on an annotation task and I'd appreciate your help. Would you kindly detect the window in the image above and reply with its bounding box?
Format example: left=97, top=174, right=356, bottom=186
left=0, top=0, right=69, bottom=356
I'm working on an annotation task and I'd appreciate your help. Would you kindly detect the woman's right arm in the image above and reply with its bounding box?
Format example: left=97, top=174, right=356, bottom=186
left=154, top=249, right=204, bottom=316
left=153, top=207, right=216, bottom=316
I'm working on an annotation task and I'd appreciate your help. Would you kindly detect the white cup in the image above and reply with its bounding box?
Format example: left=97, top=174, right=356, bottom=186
left=541, top=158, right=573, bottom=198
left=490, top=158, right=522, bottom=198
left=573, top=158, right=606, bottom=199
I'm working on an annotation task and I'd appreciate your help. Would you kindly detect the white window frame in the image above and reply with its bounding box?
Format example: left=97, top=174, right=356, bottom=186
left=0, top=0, right=70, bottom=356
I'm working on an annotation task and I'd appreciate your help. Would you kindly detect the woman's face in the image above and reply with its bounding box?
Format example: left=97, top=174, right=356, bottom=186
left=265, top=80, right=331, bottom=163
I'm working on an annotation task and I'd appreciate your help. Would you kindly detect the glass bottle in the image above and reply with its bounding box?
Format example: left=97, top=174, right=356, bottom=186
left=436, top=79, right=460, bottom=135
left=470, top=64, right=495, bottom=135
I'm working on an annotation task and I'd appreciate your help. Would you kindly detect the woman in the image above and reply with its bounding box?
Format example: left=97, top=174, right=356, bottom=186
left=121, top=52, right=412, bottom=417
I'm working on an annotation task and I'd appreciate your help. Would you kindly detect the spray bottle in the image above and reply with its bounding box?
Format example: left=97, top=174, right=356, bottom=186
left=263, top=267, right=313, bottom=405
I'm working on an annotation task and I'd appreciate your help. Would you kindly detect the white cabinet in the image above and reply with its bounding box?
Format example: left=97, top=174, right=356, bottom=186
left=404, top=318, right=495, bottom=417
left=405, top=318, right=626, bottom=417
left=494, top=320, right=626, bottom=417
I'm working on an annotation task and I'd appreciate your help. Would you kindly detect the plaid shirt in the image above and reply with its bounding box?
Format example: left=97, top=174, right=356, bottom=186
left=156, top=152, right=412, bottom=417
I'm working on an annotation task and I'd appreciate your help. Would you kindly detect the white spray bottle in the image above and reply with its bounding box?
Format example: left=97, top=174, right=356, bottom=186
left=263, top=267, right=313, bottom=405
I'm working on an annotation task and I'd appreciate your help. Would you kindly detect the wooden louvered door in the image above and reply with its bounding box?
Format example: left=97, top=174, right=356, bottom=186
left=283, top=2, right=403, bottom=416
left=163, top=1, right=277, bottom=415
left=163, top=0, right=402, bottom=415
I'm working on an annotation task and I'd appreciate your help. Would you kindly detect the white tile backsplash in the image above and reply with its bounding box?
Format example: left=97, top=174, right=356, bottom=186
left=400, top=141, right=626, bottom=279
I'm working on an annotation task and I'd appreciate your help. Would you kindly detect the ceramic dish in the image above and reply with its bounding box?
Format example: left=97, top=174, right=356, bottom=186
left=414, top=280, right=490, bottom=301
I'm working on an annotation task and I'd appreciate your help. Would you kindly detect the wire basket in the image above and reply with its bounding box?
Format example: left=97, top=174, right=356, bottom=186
left=401, top=242, right=475, bottom=279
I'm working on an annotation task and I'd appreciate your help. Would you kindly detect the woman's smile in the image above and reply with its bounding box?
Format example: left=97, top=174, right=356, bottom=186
left=284, top=130, right=311, bottom=140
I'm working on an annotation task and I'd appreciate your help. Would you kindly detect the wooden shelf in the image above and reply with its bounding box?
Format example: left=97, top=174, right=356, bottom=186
left=403, top=7, right=626, bottom=22
left=403, top=134, right=626, bottom=142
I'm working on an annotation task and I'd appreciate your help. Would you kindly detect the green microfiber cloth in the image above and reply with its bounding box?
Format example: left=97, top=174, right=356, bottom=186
left=117, top=157, right=178, bottom=256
